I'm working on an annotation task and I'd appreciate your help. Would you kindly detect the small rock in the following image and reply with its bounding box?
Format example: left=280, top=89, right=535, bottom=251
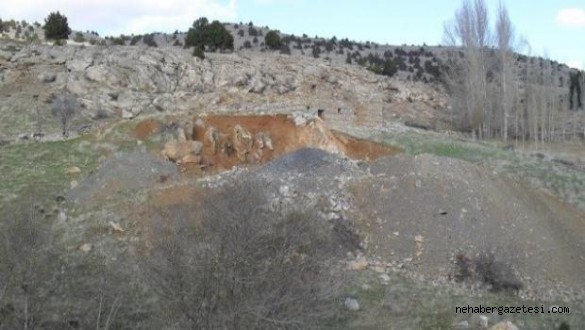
left=414, top=235, right=424, bottom=243
left=344, top=298, right=360, bottom=311
left=66, top=166, right=81, bottom=174
left=327, top=212, right=340, bottom=220
left=264, top=135, right=274, bottom=150
left=122, top=109, right=135, bottom=119
left=109, top=221, right=124, bottom=233
left=38, top=72, right=56, bottom=83
left=57, top=211, right=67, bottom=223
left=393, top=231, right=400, bottom=236
left=488, top=321, right=519, bottom=330
left=79, top=243, right=92, bottom=253
left=372, top=266, right=386, bottom=273
left=278, top=185, right=290, bottom=196
left=348, top=258, right=368, bottom=271
left=181, top=154, right=201, bottom=164
left=379, top=273, right=391, bottom=283
left=70, top=180, right=79, bottom=189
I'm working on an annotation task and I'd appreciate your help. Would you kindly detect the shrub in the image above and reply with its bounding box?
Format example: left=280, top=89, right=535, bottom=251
left=139, top=179, right=346, bottom=329
left=252, top=36, right=258, bottom=44
left=243, top=40, right=252, bottom=49
left=325, top=40, right=335, bottom=52
left=130, top=35, right=141, bottom=45
left=73, top=31, right=85, bottom=42
left=43, top=11, right=71, bottom=40
left=193, top=45, right=205, bottom=59
left=312, top=45, right=321, bottom=58
left=237, top=29, right=244, bottom=37
left=264, top=30, right=281, bottom=50
left=280, top=44, right=291, bottom=55
left=454, top=251, right=523, bottom=294
left=0, top=194, right=152, bottom=329
left=111, top=37, right=125, bottom=45
left=143, top=33, right=157, bottom=47
left=248, top=26, right=259, bottom=37
left=382, top=59, right=398, bottom=77
left=185, top=17, right=234, bottom=52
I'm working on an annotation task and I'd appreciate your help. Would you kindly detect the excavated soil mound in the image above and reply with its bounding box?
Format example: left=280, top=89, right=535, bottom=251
left=352, top=153, right=585, bottom=296
left=189, top=114, right=398, bottom=172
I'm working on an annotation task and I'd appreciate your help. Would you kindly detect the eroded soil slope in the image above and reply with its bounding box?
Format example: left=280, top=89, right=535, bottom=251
left=158, top=114, right=399, bottom=172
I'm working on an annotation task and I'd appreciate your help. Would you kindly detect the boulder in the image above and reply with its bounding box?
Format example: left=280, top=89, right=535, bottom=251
left=344, top=298, right=360, bottom=311
left=249, top=78, right=267, bottom=94
left=348, top=258, right=368, bottom=271
left=181, top=154, right=201, bottom=165
left=162, top=139, right=203, bottom=162
left=38, top=72, right=56, bottom=83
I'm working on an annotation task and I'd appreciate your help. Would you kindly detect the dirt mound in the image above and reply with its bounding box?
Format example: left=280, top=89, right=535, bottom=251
left=68, top=151, right=178, bottom=205
left=351, top=153, right=585, bottom=297
left=259, top=147, right=356, bottom=176
left=186, top=114, right=398, bottom=172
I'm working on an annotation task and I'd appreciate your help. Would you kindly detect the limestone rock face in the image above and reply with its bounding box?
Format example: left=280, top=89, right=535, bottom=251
left=0, top=40, right=450, bottom=138
left=162, top=139, right=203, bottom=163
left=233, top=125, right=253, bottom=162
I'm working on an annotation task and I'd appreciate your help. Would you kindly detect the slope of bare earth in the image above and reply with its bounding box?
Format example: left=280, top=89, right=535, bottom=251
left=351, top=154, right=585, bottom=298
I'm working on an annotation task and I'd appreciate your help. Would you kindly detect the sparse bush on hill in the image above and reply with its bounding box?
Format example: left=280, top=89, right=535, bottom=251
left=111, top=36, right=125, bottom=45
left=243, top=40, right=252, bottom=48
left=264, top=30, right=282, bottom=50
left=43, top=11, right=71, bottom=40
left=312, top=45, right=321, bottom=58
left=193, top=45, right=205, bottom=59
left=237, top=29, right=244, bottom=37
left=73, top=31, right=85, bottom=42
left=143, top=33, right=157, bottom=47
left=454, top=251, right=523, bottom=294
left=130, top=35, right=141, bottom=45
left=248, top=26, right=259, bottom=37
left=280, top=44, right=291, bottom=55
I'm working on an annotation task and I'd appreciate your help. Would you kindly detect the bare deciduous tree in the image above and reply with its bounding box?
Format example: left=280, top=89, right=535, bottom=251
left=50, top=93, right=78, bottom=137
left=495, top=1, right=515, bottom=141
left=443, top=0, right=491, bottom=138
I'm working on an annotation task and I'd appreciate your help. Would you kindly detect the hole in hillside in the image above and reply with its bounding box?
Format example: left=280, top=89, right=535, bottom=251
left=149, top=114, right=399, bottom=174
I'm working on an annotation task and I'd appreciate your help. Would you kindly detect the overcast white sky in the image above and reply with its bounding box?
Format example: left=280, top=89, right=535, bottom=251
left=2, top=0, right=584, bottom=69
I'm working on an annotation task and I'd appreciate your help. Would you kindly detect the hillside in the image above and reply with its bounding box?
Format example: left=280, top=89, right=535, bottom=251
left=0, top=15, right=584, bottom=330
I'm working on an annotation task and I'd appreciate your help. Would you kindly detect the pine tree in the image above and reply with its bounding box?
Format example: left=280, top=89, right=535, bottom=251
left=43, top=11, right=71, bottom=40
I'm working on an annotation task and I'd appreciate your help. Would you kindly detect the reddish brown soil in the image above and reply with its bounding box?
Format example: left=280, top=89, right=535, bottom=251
left=333, top=131, right=399, bottom=161
left=132, top=184, right=204, bottom=246
left=190, top=114, right=399, bottom=173
left=134, top=119, right=162, bottom=140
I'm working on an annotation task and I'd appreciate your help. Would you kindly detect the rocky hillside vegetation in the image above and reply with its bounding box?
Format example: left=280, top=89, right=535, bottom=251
left=0, top=7, right=584, bottom=330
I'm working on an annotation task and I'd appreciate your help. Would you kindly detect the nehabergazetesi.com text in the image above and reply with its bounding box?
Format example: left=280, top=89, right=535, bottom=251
left=456, top=305, right=570, bottom=316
